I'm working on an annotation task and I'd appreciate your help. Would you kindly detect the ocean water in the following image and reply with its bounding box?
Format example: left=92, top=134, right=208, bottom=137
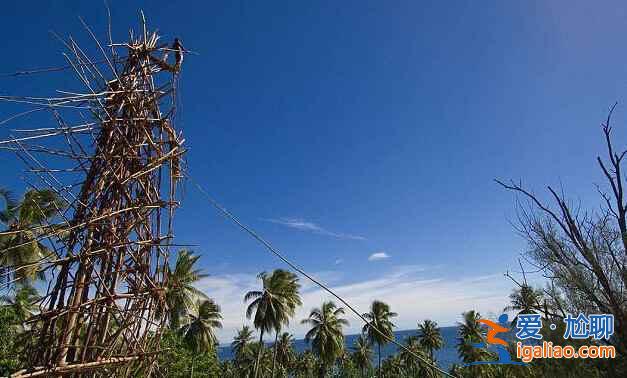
left=218, top=326, right=460, bottom=369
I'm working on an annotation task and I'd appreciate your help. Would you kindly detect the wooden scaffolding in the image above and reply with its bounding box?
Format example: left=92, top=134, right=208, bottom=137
left=1, top=15, right=187, bottom=377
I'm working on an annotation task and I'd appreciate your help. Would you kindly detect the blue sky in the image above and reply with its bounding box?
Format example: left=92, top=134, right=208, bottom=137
left=2, top=1, right=627, bottom=341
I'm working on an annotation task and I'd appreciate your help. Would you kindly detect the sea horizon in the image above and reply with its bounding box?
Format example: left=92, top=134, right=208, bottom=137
left=218, top=326, right=461, bottom=369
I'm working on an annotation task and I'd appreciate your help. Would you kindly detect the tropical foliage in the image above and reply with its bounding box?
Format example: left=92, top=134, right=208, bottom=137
left=362, top=300, right=397, bottom=375
left=418, top=319, right=443, bottom=363
left=0, top=305, right=22, bottom=375
left=232, top=325, right=255, bottom=359
left=302, top=300, right=349, bottom=376
left=164, top=249, right=209, bottom=330
left=0, top=284, right=40, bottom=329
left=181, top=298, right=223, bottom=354
left=0, top=189, right=64, bottom=285
left=158, top=329, right=221, bottom=378
left=274, top=332, right=296, bottom=375
left=1, top=186, right=625, bottom=377
left=244, top=269, right=301, bottom=378
left=351, top=334, right=372, bottom=376
left=0, top=264, right=624, bottom=377
left=503, top=284, right=546, bottom=326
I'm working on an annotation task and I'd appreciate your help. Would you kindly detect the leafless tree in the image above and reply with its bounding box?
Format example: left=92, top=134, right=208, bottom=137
left=497, top=103, right=627, bottom=356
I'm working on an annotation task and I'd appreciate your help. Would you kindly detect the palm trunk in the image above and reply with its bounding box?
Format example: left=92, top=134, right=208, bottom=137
left=190, top=354, right=195, bottom=378
left=378, top=343, right=381, bottom=378
left=271, top=329, right=279, bottom=377
left=429, top=348, right=435, bottom=378
left=254, top=329, right=264, bottom=378
left=170, top=308, right=180, bottom=331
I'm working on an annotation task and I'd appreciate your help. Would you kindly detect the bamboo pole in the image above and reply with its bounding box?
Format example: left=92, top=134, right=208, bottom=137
left=0, top=14, right=187, bottom=376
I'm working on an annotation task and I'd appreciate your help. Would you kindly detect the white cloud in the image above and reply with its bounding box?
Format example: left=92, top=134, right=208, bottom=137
left=264, top=217, right=366, bottom=241
left=197, top=266, right=512, bottom=343
left=334, top=258, right=344, bottom=265
left=368, top=252, right=390, bottom=261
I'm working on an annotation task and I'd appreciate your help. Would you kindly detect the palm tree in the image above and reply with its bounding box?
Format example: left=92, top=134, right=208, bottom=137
left=270, top=270, right=301, bottom=377
left=380, top=355, right=404, bottom=376
left=458, top=310, right=482, bottom=342
left=0, top=284, right=40, bottom=328
left=456, top=310, right=487, bottom=364
left=351, top=334, right=372, bottom=377
left=232, top=325, right=255, bottom=359
left=245, top=342, right=272, bottom=377
left=0, top=189, right=63, bottom=285
left=417, top=319, right=443, bottom=362
left=399, top=336, right=440, bottom=377
left=274, top=332, right=296, bottom=374
left=301, top=300, right=349, bottom=377
left=245, top=269, right=301, bottom=378
left=235, top=341, right=263, bottom=378
left=504, top=284, right=544, bottom=319
left=398, top=335, right=419, bottom=375
left=0, top=187, right=17, bottom=224
left=362, top=300, right=397, bottom=376
left=294, top=350, right=317, bottom=378
left=221, top=360, right=236, bottom=378
left=180, top=298, right=222, bottom=377
left=336, top=351, right=354, bottom=377
left=164, top=249, right=208, bottom=330
left=181, top=298, right=223, bottom=352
